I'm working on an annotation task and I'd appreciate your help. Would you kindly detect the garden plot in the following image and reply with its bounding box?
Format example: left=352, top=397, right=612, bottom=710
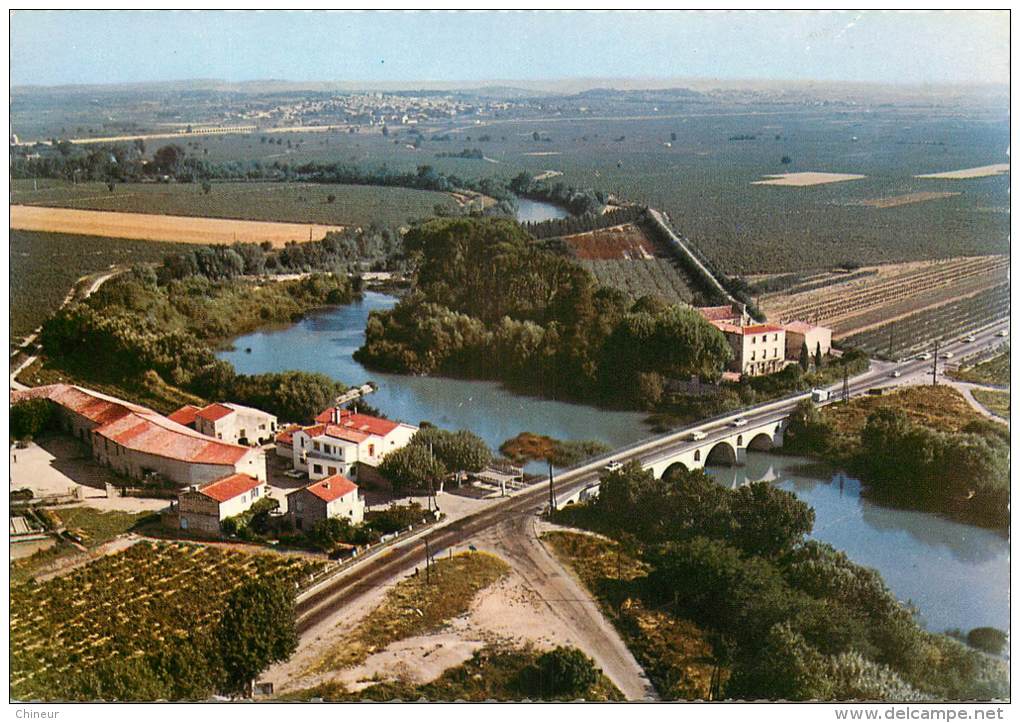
left=915, top=164, right=1009, bottom=179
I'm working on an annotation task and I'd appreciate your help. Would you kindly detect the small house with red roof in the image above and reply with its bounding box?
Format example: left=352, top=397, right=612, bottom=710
left=177, top=473, right=269, bottom=535
left=286, top=474, right=365, bottom=530
left=290, top=407, right=417, bottom=481
left=180, top=401, right=278, bottom=447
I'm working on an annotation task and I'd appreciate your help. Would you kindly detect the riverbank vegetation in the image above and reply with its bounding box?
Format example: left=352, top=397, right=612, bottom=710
left=355, top=217, right=733, bottom=408
left=36, top=267, right=356, bottom=420
left=11, top=541, right=319, bottom=700
left=549, top=462, right=1008, bottom=700
left=784, top=386, right=1009, bottom=528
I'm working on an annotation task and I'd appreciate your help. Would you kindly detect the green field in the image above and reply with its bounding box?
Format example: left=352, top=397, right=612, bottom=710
left=11, top=179, right=458, bottom=227
left=10, top=230, right=189, bottom=341
left=949, top=347, right=1010, bottom=387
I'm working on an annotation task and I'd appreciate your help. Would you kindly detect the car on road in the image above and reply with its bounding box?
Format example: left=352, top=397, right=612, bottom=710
left=941, top=351, right=954, bottom=359
left=962, top=335, right=976, bottom=343
left=890, top=370, right=902, bottom=378
left=283, top=469, right=306, bottom=479
left=730, top=418, right=748, bottom=428
left=688, top=430, right=707, bottom=441
left=917, top=353, right=932, bottom=361
left=603, top=460, right=623, bottom=473
left=998, top=329, right=1009, bottom=337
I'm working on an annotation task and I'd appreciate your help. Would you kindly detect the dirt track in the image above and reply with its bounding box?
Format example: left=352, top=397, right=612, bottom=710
left=10, top=204, right=343, bottom=247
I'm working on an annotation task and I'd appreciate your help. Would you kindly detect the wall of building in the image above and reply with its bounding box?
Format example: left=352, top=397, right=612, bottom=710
left=288, top=490, right=328, bottom=532
left=327, top=490, right=365, bottom=525
left=178, top=491, right=221, bottom=534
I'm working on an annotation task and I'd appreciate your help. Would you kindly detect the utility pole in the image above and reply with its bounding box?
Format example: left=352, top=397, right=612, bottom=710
left=424, top=536, right=431, bottom=585
left=547, top=460, right=556, bottom=514
left=932, top=340, right=939, bottom=386
left=842, top=366, right=850, bottom=405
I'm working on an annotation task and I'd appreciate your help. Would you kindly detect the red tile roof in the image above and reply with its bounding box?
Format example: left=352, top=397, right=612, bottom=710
left=315, top=407, right=401, bottom=437
left=168, top=404, right=201, bottom=426
left=16, top=385, right=252, bottom=466
left=696, top=305, right=741, bottom=322
left=300, top=475, right=358, bottom=503
left=300, top=422, right=371, bottom=444
left=275, top=424, right=302, bottom=446
left=710, top=321, right=784, bottom=336
left=783, top=320, right=826, bottom=334
left=196, top=403, right=235, bottom=422
left=197, top=473, right=263, bottom=503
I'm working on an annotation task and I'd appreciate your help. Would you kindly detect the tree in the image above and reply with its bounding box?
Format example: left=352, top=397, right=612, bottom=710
left=215, top=578, right=298, bottom=698
left=729, top=481, right=814, bottom=558
left=799, top=341, right=811, bottom=372
left=378, top=443, right=447, bottom=493
left=783, top=399, right=833, bottom=454
left=532, top=131, right=541, bottom=142
left=10, top=399, right=55, bottom=440
left=201, top=181, right=212, bottom=194
left=781, top=155, right=793, bottom=165
left=670, top=132, right=678, bottom=142
left=522, top=647, right=601, bottom=699
left=411, top=427, right=491, bottom=473
left=107, top=181, right=116, bottom=192
left=327, top=194, right=336, bottom=203
left=966, top=627, right=1007, bottom=655
left=381, top=125, right=389, bottom=137
left=815, top=341, right=824, bottom=368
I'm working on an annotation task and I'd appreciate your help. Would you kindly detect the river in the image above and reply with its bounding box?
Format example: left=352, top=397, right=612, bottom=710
left=516, top=197, right=571, bottom=223
left=219, top=293, right=1008, bottom=636
left=705, top=453, right=1009, bottom=634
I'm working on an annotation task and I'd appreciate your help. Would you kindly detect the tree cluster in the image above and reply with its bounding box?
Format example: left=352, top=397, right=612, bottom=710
left=354, top=217, right=732, bottom=407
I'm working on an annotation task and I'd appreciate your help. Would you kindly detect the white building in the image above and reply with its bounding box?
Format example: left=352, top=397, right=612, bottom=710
left=712, top=322, right=787, bottom=377
left=783, top=321, right=833, bottom=361
left=290, top=409, right=417, bottom=481
left=170, top=402, right=278, bottom=447
left=287, top=475, right=365, bottom=531
left=177, top=473, right=268, bottom=535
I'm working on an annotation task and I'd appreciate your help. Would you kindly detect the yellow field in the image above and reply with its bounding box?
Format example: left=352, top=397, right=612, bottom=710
left=10, top=205, right=342, bottom=247
left=752, top=172, right=867, bottom=187
left=915, top=164, right=1010, bottom=180
left=858, top=191, right=961, bottom=208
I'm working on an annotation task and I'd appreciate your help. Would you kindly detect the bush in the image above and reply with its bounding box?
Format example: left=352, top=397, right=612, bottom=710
left=519, top=647, right=601, bottom=699
left=966, top=627, right=1007, bottom=656
left=10, top=398, right=55, bottom=441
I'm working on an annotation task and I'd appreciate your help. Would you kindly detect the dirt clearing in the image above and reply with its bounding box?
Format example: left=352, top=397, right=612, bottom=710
left=752, top=172, right=866, bottom=187
left=916, top=164, right=1009, bottom=180
left=562, top=224, right=658, bottom=260
left=10, top=205, right=342, bottom=247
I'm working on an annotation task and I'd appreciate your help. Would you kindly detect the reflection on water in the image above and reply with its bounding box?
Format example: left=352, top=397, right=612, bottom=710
left=515, top=198, right=571, bottom=223
left=218, top=292, right=651, bottom=471
left=705, top=453, right=1009, bottom=634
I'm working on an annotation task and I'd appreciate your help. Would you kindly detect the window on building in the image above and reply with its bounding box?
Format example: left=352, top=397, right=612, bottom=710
left=368, top=444, right=375, bottom=457
left=694, top=450, right=701, bottom=461
left=259, top=424, right=266, bottom=430
left=328, top=466, right=337, bottom=475
left=737, top=435, right=743, bottom=446
left=313, top=441, right=320, bottom=452
left=313, top=464, right=322, bottom=474
left=253, top=487, right=260, bottom=498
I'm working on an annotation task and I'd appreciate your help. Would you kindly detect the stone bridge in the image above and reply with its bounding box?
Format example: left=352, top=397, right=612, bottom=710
left=645, top=417, right=786, bottom=480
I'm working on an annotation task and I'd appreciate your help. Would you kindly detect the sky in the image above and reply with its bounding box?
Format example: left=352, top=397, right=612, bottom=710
left=10, top=10, right=1010, bottom=88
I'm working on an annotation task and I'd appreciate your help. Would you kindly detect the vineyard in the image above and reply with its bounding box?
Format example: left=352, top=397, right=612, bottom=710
left=841, top=283, right=1010, bottom=359
left=760, top=255, right=1009, bottom=337
left=10, top=541, right=324, bottom=700
left=582, top=257, right=696, bottom=305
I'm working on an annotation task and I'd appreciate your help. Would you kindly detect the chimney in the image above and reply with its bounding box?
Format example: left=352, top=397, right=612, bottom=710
left=323, top=481, right=330, bottom=489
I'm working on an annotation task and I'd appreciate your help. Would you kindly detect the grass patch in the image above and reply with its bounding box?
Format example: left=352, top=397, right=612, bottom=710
left=972, top=388, right=1010, bottom=419
left=543, top=530, right=718, bottom=699
left=52, top=507, right=158, bottom=547
left=949, top=348, right=1010, bottom=387
left=821, top=385, right=984, bottom=453
left=314, top=551, right=509, bottom=673
left=284, top=645, right=623, bottom=701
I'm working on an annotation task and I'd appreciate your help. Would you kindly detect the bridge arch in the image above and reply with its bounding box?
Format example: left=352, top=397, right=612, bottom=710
left=662, top=462, right=689, bottom=482
left=705, top=441, right=737, bottom=467
left=747, top=432, right=775, bottom=451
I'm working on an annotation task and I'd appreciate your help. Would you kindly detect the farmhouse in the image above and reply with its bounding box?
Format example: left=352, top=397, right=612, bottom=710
left=176, top=473, right=268, bottom=535
left=782, top=320, right=832, bottom=360
left=712, top=322, right=787, bottom=377
left=695, top=303, right=749, bottom=326
left=287, top=474, right=365, bottom=530
left=274, top=424, right=303, bottom=460
left=290, top=408, right=418, bottom=481
left=169, top=402, right=277, bottom=446
left=11, top=384, right=266, bottom=486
